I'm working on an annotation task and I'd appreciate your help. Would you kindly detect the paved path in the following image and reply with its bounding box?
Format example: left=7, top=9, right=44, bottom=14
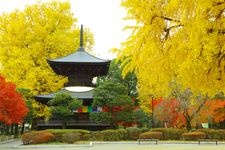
left=1, top=140, right=225, bottom=150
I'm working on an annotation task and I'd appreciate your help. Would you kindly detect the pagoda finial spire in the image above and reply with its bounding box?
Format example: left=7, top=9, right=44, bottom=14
left=80, top=24, right=84, bottom=48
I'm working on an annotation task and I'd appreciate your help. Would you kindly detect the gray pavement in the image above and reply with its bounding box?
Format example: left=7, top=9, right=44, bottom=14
left=0, top=139, right=225, bottom=150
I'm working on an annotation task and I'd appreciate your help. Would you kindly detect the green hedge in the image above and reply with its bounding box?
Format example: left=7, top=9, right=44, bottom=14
left=21, top=128, right=225, bottom=144
left=140, top=127, right=150, bottom=133
left=182, top=132, right=206, bottom=140
left=152, top=128, right=184, bottom=140
left=217, top=129, right=225, bottom=140
left=126, top=127, right=142, bottom=140
left=62, top=132, right=81, bottom=144
left=46, top=129, right=91, bottom=142
left=196, top=129, right=225, bottom=140
left=91, top=129, right=128, bottom=141
left=100, top=130, right=120, bottom=141
left=116, top=129, right=128, bottom=140
left=139, top=131, right=163, bottom=139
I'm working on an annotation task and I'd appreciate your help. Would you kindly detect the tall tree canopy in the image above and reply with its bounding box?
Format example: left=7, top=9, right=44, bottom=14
left=117, top=0, right=225, bottom=103
left=0, top=75, right=28, bottom=125
left=0, top=1, right=94, bottom=95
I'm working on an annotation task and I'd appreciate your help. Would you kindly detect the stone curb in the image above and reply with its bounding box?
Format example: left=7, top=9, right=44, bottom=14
left=0, top=139, right=17, bottom=145
left=14, top=142, right=93, bottom=149
left=11, top=140, right=225, bottom=148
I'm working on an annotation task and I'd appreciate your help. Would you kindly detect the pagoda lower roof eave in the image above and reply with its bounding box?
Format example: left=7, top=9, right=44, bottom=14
left=34, top=88, right=94, bottom=105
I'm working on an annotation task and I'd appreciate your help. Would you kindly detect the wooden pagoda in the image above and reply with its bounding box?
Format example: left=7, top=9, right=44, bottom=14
left=35, top=25, right=111, bottom=130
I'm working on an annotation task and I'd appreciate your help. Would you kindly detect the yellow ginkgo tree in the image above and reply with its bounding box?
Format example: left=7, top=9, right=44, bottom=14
left=116, top=0, right=225, bottom=111
left=0, top=1, right=94, bottom=118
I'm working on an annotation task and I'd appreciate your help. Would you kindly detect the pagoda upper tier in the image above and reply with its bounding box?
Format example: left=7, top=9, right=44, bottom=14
left=47, top=25, right=111, bottom=86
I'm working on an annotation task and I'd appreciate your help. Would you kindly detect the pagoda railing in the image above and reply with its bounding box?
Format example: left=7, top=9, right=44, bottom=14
left=37, top=119, right=109, bottom=126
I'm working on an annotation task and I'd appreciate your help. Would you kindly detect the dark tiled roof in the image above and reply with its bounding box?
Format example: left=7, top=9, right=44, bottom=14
left=48, top=48, right=110, bottom=64
left=34, top=88, right=94, bottom=104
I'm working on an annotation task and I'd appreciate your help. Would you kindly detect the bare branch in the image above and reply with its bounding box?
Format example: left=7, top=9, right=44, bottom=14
left=164, top=24, right=184, bottom=40
left=190, top=96, right=208, bottom=120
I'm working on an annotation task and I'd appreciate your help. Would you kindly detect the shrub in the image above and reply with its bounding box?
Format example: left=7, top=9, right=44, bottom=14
left=196, top=129, right=225, bottom=140
left=82, top=133, right=91, bottom=141
left=196, top=129, right=218, bottom=139
left=126, top=127, right=142, bottom=140
left=116, top=129, right=128, bottom=140
left=91, top=131, right=103, bottom=141
left=140, top=127, right=150, bottom=133
left=182, top=132, right=206, bottom=140
left=62, top=132, right=81, bottom=144
left=217, top=129, right=225, bottom=140
left=100, top=130, right=120, bottom=141
left=46, top=129, right=90, bottom=142
left=21, top=131, right=55, bottom=145
left=139, top=131, right=163, bottom=139
left=152, top=128, right=184, bottom=140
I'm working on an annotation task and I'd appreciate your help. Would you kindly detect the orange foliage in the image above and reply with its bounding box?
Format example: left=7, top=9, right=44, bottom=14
left=0, top=75, right=28, bottom=125
left=22, top=131, right=55, bottom=145
left=153, top=98, right=186, bottom=128
left=153, top=97, right=225, bottom=128
left=199, top=99, right=225, bottom=123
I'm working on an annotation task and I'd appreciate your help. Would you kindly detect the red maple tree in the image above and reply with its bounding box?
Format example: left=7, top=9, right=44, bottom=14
left=153, top=98, right=185, bottom=128
left=154, top=97, right=225, bottom=128
left=0, top=75, right=28, bottom=125
left=198, top=99, right=225, bottom=123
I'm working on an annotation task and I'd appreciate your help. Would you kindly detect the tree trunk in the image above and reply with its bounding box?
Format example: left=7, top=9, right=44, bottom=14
left=186, top=117, right=192, bottom=131
left=14, top=124, right=19, bottom=138
left=21, top=122, right=25, bottom=134
left=184, top=110, right=192, bottom=131
left=109, top=109, right=114, bottom=129
left=0, top=123, right=3, bottom=135
left=183, top=96, right=208, bottom=131
left=10, top=124, right=14, bottom=134
left=5, top=125, right=9, bottom=135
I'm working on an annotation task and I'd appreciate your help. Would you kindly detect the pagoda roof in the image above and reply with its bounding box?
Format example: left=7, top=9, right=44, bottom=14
left=34, top=87, right=93, bottom=104
left=47, top=48, right=110, bottom=64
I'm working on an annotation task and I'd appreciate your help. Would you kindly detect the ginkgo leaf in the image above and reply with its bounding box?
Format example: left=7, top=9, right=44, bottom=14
left=117, top=0, right=225, bottom=110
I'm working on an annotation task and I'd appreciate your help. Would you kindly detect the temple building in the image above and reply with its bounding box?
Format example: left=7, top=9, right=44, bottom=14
left=35, top=25, right=111, bottom=130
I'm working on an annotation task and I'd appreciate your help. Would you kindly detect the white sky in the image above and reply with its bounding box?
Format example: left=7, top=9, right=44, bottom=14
left=0, top=0, right=133, bottom=59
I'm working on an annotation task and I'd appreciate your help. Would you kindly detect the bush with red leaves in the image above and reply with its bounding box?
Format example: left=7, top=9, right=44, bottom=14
left=22, top=131, right=55, bottom=145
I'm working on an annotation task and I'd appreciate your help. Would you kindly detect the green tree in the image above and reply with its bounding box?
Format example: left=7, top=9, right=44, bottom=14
left=0, top=1, right=94, bottom=118
left=98, top=60, right=137, bottom=97
left=90, top=81, right=134, bottom=128
left=48, top=93, right=82, bottom=129
left=116, top=0, right=225, bottom=110
left=134, top=109, right=150, bottom=128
